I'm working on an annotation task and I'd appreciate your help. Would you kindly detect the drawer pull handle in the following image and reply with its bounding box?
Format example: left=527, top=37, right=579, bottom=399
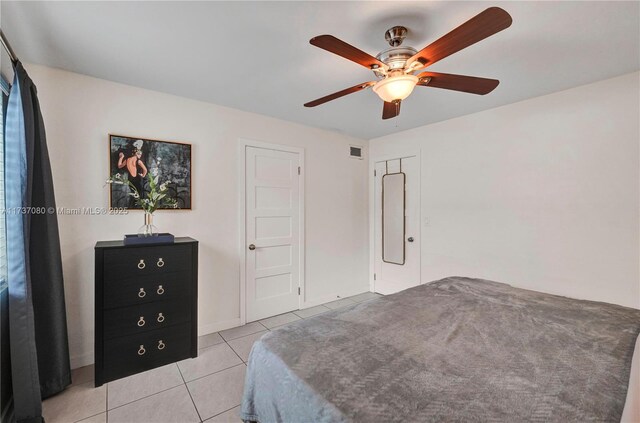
left=157, top=258, right=165, bottom=268
left=138, top=345, right=146, bottom=356
left=157, top=340, right=165, bottom=350
left=157, top=285, right=165, bottom=295
left=138, top=259, right=146, bottom=270
left=137, top=316, right=146, bottom=327
left=138, top=288, right=146, bottom=298
left=157, top=313, right=165, bottom=323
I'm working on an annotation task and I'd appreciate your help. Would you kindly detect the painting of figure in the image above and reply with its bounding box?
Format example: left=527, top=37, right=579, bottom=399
left=109, top=135, right=192, bottom=209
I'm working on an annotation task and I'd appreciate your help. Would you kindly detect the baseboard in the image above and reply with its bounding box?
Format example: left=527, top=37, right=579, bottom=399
left=70, top=352, right=94, bottom=370
left=302, top=286, right=371, bottom=309
left=198, top=317, right=242, bottom=336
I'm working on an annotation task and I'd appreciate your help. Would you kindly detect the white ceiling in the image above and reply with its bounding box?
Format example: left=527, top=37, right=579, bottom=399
left=2, top=1, right=638, bottom=139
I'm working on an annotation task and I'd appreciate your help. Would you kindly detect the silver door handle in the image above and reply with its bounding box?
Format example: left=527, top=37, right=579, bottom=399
left=248, top=244, right=256, bottom=251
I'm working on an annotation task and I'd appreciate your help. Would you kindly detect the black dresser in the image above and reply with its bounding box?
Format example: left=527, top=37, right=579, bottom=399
left=94, top=237, right=198, bottom=386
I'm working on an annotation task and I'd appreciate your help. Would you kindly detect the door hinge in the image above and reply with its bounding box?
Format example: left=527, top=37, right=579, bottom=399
left=374, top=273, right=376, bottom=280
left=298, top=287, right=301, bottom=295
left=374, top=169, right=376, bottom=177
left=298, top=166, right=301, bottom=175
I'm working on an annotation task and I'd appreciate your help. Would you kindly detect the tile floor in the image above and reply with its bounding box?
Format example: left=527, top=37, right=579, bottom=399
left=44, top=291, right=381, bottom=423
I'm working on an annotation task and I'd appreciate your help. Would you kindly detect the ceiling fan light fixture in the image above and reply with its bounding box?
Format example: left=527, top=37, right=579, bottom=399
left=372, top=74, right=419, bottom=102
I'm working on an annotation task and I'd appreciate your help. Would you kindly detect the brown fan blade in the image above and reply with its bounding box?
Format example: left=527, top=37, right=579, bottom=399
left=382, top=101, right=401, bottom=120
left=407, top=7, right=512, bottom=70
left=304, top=81, right=376, bottom=107
left=310, top=35, right=388, bottom=70
left=417, top=72, right=499, bottom=95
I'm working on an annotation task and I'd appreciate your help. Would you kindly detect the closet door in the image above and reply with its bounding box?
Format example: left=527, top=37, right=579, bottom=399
left=374, top=156, right=420, bottom=294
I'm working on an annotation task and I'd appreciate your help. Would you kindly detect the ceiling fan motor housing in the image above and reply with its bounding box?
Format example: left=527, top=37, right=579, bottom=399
left=373, top=26, right=417, bottom=77
left=374, top=46, right=418, bottom=77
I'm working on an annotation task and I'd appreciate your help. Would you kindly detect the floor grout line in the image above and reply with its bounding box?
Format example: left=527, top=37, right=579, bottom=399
left=220, top=327, right=266, bottom=342
left=105, top=370, right=185, bottom=413
left=205, top=403, right=242, bottom=422
left=106, top=363, right=246, bottom=420
left=72, top=410, right=105, bottom=423
left=182, top=360, right=246, bottom=384
left=224, top=336, right=248, bottom=366
left=177, top=361, right=203, bottom=422
left=106, top=383, right=183, bottom=413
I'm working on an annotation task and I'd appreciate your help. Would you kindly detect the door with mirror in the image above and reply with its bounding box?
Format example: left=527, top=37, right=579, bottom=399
left=374, top=156, right=420, bottom=294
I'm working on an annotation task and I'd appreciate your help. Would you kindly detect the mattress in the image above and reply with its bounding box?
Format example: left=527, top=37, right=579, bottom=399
left=241, top=277, right=640, bottom=422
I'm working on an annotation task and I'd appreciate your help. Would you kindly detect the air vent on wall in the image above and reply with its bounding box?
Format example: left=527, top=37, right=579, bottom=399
left=350, top=145, right=363, bottom=159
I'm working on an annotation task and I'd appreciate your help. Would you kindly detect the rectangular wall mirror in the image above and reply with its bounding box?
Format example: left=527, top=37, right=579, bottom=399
left=382, top=172, right=405, bottom=265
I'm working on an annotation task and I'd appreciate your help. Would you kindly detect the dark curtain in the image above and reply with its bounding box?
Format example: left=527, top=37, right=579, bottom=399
left=6, top=62, right=71, bottom=423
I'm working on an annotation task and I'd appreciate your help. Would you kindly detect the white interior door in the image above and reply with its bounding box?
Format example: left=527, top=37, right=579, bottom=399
left=245, top=146, right=301, bottom=322
left=374, top=156, right=420, bottom=294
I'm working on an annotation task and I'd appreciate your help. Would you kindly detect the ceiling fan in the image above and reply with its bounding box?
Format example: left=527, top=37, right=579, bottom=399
left=304, top=7, right=512, bottom=120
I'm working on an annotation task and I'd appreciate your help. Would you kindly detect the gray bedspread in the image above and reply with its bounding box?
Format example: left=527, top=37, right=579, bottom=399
left=241, top=277, right=640, bottom=422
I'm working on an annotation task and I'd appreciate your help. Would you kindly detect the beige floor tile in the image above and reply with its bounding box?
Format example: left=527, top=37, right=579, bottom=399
left=259, top=312, right=301, bottom=329
left=42, top=381, right=106, bottom=423
left=349, top=292, right=382, bottom=303
left=219, top=322, right=266, bottom=341
left=205, top=405, right=242, bottom=422
left=71, top=364, right=95, bottom=386
left=107, top=363, right=183, bottom=409
left=77, top=412, right=107, bottom=423
left=187, top=364, right=246, bottom=420
left=227, top=331, right=267, bottom=361
left=324, top=297, right=356, bottom=310
left=178, top=342, right=242, bottom=382
left=198, top=332, right=224, bottom=349
left=108, top=385, right=200, bottom=423
left=293, top=305, right=331, bottom=319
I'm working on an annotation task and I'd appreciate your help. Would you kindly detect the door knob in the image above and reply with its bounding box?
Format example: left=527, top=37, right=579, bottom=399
left=407, top=237, right=414, bottom=242
left=248, top=244, right=256, bottom=250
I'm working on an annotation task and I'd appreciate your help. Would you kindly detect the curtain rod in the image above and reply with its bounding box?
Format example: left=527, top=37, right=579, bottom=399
left=0, top=29, right=18, bottom=64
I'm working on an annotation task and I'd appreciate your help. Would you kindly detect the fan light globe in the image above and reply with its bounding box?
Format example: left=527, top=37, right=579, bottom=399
left=372, top=74, right=419, bottom=102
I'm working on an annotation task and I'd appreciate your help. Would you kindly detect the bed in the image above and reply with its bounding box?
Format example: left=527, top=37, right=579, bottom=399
left=241, top=277, right=640, bottom=422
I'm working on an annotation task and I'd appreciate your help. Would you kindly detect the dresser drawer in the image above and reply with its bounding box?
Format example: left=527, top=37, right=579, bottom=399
left=104, top=244, right=191, bottom=279
left=103, top=298, right=191, bottom=339
left=103, top=323, right=192, bottom=383
left=103, top=271, right=190, bottom=309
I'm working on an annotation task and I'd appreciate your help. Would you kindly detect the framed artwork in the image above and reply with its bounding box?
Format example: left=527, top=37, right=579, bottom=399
left=109, top=134, right=192, bottom=209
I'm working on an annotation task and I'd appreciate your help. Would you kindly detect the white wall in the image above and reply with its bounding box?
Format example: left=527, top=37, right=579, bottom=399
left=26, top=64, right=370, bottom=368
left=370, top=72, right=640, bottom=309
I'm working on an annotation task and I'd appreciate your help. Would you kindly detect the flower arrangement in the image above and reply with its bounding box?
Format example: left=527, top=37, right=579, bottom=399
left=106, top=172, right=178, bottom=236
left=106, top=172, right=178, bottom=213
